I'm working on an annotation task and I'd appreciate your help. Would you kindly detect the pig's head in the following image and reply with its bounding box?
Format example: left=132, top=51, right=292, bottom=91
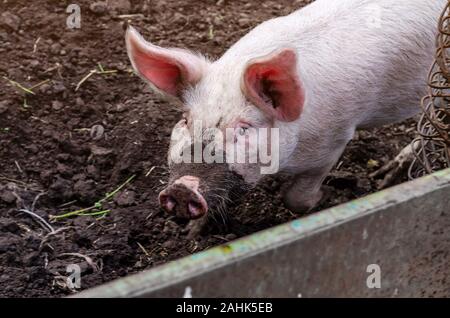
left=126, top=26, right=305, bottom=220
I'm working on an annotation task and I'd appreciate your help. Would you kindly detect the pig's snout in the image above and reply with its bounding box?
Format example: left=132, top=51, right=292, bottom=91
left=158, top=176, right=208, bottom=219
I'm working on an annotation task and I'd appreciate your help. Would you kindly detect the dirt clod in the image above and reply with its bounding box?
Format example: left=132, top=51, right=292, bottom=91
left=1, top=12, right=21, bottom=31
left=51, top=101, right=64, bottom=111
left=89, top=2, right=108, bottom=15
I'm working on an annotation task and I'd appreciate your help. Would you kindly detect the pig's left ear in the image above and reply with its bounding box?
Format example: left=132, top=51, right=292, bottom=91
left=126, top=26, right=209, bottom=98
left=241, top=48, right=305, bottom=122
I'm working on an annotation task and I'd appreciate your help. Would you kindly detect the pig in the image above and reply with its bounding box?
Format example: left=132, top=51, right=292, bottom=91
left=126, top=0, right=444, bottom=225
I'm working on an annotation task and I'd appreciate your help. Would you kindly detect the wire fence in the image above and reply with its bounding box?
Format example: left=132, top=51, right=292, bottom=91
left=409, top=0, right=450, bottom=179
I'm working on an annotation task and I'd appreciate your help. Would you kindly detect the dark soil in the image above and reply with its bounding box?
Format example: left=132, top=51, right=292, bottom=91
left=0, top=0, right=416, bottom=297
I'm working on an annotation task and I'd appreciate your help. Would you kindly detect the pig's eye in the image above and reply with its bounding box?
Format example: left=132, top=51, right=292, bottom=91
left=237, top=127, right=248, bottom=136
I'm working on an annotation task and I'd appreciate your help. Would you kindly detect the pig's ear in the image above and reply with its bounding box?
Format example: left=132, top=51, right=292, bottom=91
left=241, top=48, right=305, bottom=122
left=126, top=26, right=208, bottom=98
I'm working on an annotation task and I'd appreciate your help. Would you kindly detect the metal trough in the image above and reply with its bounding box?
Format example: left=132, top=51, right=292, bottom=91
left=75, top=168, right=450, bottom=298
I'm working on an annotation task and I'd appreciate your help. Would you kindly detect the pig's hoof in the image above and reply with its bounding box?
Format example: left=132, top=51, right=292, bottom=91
left=282, top=189, right=324, bottom=214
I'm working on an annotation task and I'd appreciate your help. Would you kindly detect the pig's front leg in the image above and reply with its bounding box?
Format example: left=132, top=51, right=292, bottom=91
left=283, top=139, right=350, bottom=213
left=283, top=168, right=332, bottom=213
left=283, top=135, right=352, bottom=213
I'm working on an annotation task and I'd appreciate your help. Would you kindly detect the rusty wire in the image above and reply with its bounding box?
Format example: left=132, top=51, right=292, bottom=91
left=409, top=1, right=450, bottom=179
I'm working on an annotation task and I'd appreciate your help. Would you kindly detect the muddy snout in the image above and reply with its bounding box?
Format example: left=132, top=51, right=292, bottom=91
left=159, top=176, right=208, bottom=219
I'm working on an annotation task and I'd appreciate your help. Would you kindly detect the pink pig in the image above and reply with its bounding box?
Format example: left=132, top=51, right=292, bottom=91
left=126, top=0, right=444, bottom=223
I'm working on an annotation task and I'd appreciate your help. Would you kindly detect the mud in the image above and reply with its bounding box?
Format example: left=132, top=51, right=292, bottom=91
left=0, top=0, right=415, bottom=297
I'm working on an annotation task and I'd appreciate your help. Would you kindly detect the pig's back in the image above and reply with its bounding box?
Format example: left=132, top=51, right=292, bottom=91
left=221, top=0, right=444, bottom=128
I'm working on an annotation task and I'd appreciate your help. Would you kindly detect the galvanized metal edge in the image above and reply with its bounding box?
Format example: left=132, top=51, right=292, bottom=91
left=74, top=168, right=450, bottom=298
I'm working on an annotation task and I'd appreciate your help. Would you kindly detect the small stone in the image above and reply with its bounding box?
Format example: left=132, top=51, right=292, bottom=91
left=162, top=240, right=176, bottom=249
left=109, top=0, right=131, bottom=13
left=89, top=2, right=108, bottom=14
left=75, top=97, right=85, bottom=107
left=163, top=220, right=178, bottom=234
left=15, top=287, right=24, bottom=294
left=0, top=101, right=9, bottom=114
left=52, top=81, right=66, bottom=93
left=90, top=124, right=105, bottom=140
left=56, top=162, right=72, bottom=176
left=25, top=144, right=39, bottom=154
left=74, top=179, right=96, bottom=202
left=48, top=176, right=74, bottom=201
left=172, top=12, right=185, bottom=25
left=29, top=60, right=40, bottom=68
left=42, top=129, right=52, bottom=137
left=114, top=190, right=136, bottom=207
left=238, top=18, right=250, bottom=27
left=50, top=43, right=62, bottom=55
left=39, top=83, right=51, bottom=94
left=90, top=145, right=113, bottom=156
left=0, top=219, right=20, bottom=233
left=86, top=165, right=98, bottom=177
left=225, top=233, right=237, bottom=241
left=52, top=100, right=64, bottom=110
left=56, top=153, right=70, bottom=161
left=114, top=103, right=127, bottom=113
left=114, top=63, right=126, bottom=71
left=1, top=12, right=21, bottom=31
left=40, top=169, right=53, bottom=182
left=66, top=118, right=80, bottom=129
left=213, top=16, right=222, bottom=25
left=0, top=32, right=8, bottom=41
left=72, top=173, right=85, bottom=182
left=0, top=189, right=16, bottom=204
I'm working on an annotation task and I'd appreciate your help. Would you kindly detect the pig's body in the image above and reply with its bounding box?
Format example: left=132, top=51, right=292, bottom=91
left=187, top=0, right=443, bottom=211
left=127, top=0, right=444, bottom=219
left=204, top=0, right=441, bottom=169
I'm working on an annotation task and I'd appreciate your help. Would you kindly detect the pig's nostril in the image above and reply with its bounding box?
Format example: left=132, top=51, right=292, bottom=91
left=166, top=197, right=176, bottom=211
left=188, top=200, right=205, bottom=218
left=159, top=179, right=208, bottom=219
left=159, top=194, right=176, bottom=213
